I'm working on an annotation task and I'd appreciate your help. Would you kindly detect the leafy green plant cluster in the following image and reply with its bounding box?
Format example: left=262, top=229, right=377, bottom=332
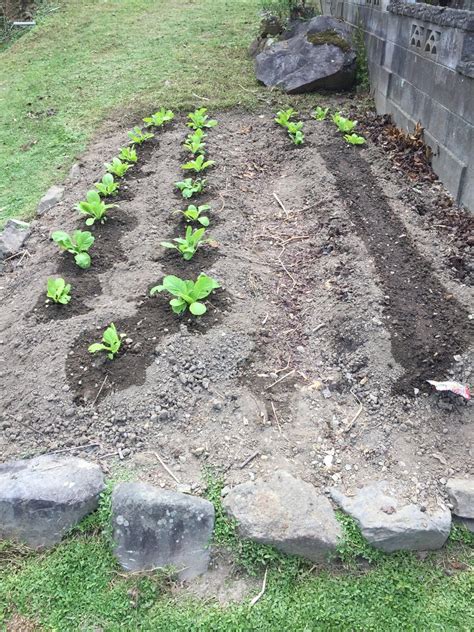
left=88, top=323, right=124, bottom=360
left=332, top=112, right=366, bottom=145
left=274, top=108, right=305, bottom=145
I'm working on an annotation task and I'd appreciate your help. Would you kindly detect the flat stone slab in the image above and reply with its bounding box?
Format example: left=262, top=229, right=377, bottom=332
left=0, top=219, right=30, bottom=260
left=223, top=470, right=342, bottom=562
left=0, top=455, right=105, bottom=548
left=37, top=185, right=64, bottom=215
left=331, top=481, right=451, bottom=552
left=446, top=479, right=474, bottom=519
left=112, top=483, right=215, bottom=581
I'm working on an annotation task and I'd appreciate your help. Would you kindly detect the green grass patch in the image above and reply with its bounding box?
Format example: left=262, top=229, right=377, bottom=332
left=1, top=477, right=473, bottom=630
left=0, top=0, right=265, bottom=226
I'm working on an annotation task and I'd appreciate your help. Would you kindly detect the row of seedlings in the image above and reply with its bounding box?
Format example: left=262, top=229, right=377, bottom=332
left=274, top=106, right=366, bottom=145
left=149, top=108, right=221, bottom=317
left=45, top=108, right=175, bottom=358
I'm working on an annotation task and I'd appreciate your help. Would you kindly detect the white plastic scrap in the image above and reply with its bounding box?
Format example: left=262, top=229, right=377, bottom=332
left=427, top=380, right=471, bottom=400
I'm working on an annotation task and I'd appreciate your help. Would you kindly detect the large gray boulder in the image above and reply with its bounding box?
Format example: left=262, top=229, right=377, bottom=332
left=446, top=478, right=474, bottom=519
left=331, top=481, right=451, bottom=552
left=223, top=470, right=342, bottom=562
left=112, top=483, right=215, bottom=581
left=0, top=455, right=105, bottom=548
left=255, top=16, right=356, bottom=93
left=0, top=219, right=30, bottom=260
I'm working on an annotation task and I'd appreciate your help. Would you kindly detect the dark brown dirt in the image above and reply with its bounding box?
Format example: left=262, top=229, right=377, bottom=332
left=0, top=109, right=472, bottom=508
left=318, top=131, right=473, bottom=395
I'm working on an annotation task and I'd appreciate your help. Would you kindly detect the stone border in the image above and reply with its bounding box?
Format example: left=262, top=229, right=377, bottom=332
left=0, top=457, right=472, bottom=580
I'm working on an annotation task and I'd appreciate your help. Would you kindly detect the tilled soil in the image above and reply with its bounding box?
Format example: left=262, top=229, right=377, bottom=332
left=0, top=111, right=472, bottom=509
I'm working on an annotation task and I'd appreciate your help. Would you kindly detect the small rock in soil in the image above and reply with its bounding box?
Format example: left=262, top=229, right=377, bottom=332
left=446, top=479, right=474, bottom=519
left=112, top=482, right=215, bottom=581
left=0, top=455, right=104, bottom=548
left=0, top=219, right=30, bottom=260
left=223, top=470, right=342, bottom=562
left=331, top=481, right=451, bottom=552
left=37, top=185, right=64, bottom=215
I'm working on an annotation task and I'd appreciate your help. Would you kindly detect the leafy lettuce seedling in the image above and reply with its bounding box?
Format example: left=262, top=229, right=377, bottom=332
left=175, top=178, right=206, bottom=199
left=183, top=129, right=206, bottom=155
left=312, top=106, right=329, bottom=121
left=161, top=225, right=208, bottom=260
left=332, top=112, right=357, bottom=133
left=178, top=204, right=210, bottom=227
left=76, top=190, right=117, bottom=225
left=274, top=108, right=298, bottom=128
left=143, top=107, right=174, bottom=127
left=187, top=108, right=217, bottom=130
left=52, top=230, right=94, bottom=269
left=119, top=146, right=138, bottom=163
left=128, top=126, right=154, bottom=144
left=47, top=278, right=71, bottom=305
left=150, top=274, right=220, bottom=316
left=181, top=154, right=215, bottom=173
left=94, top=173, right=120, bottom=197
left=344, top=133, right=366, bottom=145
left=88, top=323, right=124, bottom=360
left=105, top=158, right=131, bottom=178
left=287, top=121, right=304, bottom=145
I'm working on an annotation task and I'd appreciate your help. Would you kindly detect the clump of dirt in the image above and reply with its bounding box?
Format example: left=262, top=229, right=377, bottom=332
left=307, top=30, right=351, bottom=52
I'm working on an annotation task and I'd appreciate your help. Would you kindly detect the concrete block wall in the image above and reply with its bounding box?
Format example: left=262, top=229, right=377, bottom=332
left=322, top=0, right=474, bottom=210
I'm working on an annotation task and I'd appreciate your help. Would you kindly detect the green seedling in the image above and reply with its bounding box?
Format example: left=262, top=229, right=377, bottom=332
left=105, top=157, right=131, bottom=178
left=143, top=107, right=174, bottom=127
left=312, top=106, right=329, bottom=121
left=344, top=133, right=366, bottom=145
left=94, top=173, right=120, bottom=197
left=52, top=230, right=94, bottom=269
left=287, top=121, right=304, bottom=145
left=175, top=178, right=207, bottom=199
left=88, top=323, right=124, bottom=360
left=332, top=112, right=357, bottom=133
left=161, top=225, right=208, bottom=260
left=76, top=190, right=117, bottom=226
left=119, top=146, right=138, bottom=163
left=274, top=108, right=298, bottom=128
left=177, top=204, right=210, bottom=227
left=183, top=129, right=207, bottom=155
left=46, top=277, right=71, bottom=305
left=127, top=126, right=154, bottom=145
left=181, top=154, right=215, bottom=173
left=150, top=274, right=220, bottom=316
left=187, top=107, right=217, bottom=130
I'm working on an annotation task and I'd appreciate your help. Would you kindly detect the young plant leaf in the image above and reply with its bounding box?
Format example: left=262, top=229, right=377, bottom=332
left=88, top=323, right=124, bottom=360
left=119, top=146, right=138, bottom=163
left=181, top=154, right=215, bottom=173
left=187, top=108, right=217, bottom=130
left=344, top=133, right=366, bottom=145
left=127, top=126, right=154, bottom=144
left=52, top=230, right=94, bottom=269
left=94, top=173, right=120, bottom=197
left=312, top=106, right=329, bottom=121
left=150, top=274, right=220, bottom=316
left=174, top=178, right=206, bottom=199
left=143, top=107, right=174, bottom=127
left=104, top=157, right=131, bottom=178
left=46, top=277, right=72, bottom=305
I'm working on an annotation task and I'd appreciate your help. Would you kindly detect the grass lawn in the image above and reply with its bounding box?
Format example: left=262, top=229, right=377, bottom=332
left=0, top=0, right=266, bottom=227
left=1, top=480, right=473, bottom=631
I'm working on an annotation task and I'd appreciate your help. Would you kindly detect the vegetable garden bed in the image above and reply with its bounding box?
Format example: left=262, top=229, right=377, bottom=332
left=0, top=109, right=472, bottom=504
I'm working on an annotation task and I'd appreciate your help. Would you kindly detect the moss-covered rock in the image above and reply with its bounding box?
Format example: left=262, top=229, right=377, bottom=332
left=306, top=30, right=351, bottom=52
